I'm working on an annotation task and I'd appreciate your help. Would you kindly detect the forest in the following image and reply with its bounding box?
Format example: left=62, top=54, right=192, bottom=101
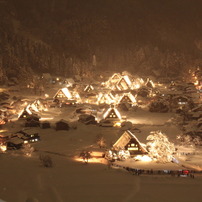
left=1, top=0, right=202, bottom=84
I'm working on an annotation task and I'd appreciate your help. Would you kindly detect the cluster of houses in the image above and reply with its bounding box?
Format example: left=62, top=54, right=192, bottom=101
left=1, top=70, right=201, bottom=160
left=50, top=72, right=157, bottom=111
left=0, top=130, right=40, bottom=151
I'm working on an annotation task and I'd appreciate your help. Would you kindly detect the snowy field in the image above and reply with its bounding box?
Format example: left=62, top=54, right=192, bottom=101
left=1, top=149, right=202, bottom=202
left=1, top=85, right=202, bottom=202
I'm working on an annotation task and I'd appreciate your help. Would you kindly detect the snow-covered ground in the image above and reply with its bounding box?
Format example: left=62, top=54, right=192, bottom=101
left=1, top=84, right=202, bottom=202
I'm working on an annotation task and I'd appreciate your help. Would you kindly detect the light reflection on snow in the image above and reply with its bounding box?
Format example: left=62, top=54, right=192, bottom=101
left=134, top=155, right=153, bottom=162
left=74, top=157, right=106, bottom=164
left=40, top=117, right=54, bottom=121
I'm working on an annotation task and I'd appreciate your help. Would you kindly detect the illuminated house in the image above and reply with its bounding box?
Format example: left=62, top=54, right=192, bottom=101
left=117, top=92, right=137, bottom=106
left=103, top=106, right=122, bottom=121
left=54, top=87, right=72, bottom=100
left=29, top=101, right=40, bottom=113
left=116, top=75, right=132, bottom=91
left=113, top=130, right=148, bottom=155
left=145, top=78, right=155, bottom=88
left=107, top=73, right=122, bottom=85
left=132, top=78, right=144, bottom=89
left=31, top=99, right=47, bottom=112
left=84, top=84, right=94, bottom=93
left=18, top=107, right=32, bottom=119
left=71, top=92, right=82, bottom=103
left=97, top=92, right=116, bottom=105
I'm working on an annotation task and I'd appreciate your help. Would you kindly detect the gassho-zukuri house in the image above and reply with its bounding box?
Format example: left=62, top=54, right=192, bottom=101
left=53, top=87, right=81, bottom=104
left=102, top=105, right=122, bottom=122
left=117, top=92, right=137, bottom=106
left=96, top=92, right=116, bottom=105
left=113, top=130, right=148, bottom=156
left=54, top=87, right=72, bottom=100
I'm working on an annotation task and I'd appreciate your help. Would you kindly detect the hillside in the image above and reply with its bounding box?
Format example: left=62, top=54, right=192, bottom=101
left=1, top=0, right=202, bottom=84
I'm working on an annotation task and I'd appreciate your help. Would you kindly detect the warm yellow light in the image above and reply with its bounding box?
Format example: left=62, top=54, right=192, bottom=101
left=194, top=80, right=199, bottom=86
left=0, top=130, right=7, bottom=133
left=134, top=155, right=152, bottom=162
left=0, top=144, right=7, bottom=152
left=74, top=157, right=105, bottom=164
left=40, top=117, right=53, bottom=121
left=114, top=122, right=122, bottom=127
left=134, top=83, right=140, bottom=89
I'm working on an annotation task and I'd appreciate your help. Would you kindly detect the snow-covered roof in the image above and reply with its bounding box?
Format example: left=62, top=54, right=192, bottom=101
left=9, top=137, right=23, bottom=145
left=109, top=73, right=122, bottom=83
left=54, top=87, right=72, bottom=99
left=97, top=93, right=116, bottom=105
left=145, top=78, right=155, bottom=88
left=84, top=85, right=94, bottom=92
left=18, top=106, right=33, bottom=118
left=103, top=106, right=122, bottom=120
left=56, top=119, right=69, bottom=124
left=117, top=92, right=136, bottom=104
left=113, top=130, right=147, bottom=153
left=115, top=76, right=132, bottom=91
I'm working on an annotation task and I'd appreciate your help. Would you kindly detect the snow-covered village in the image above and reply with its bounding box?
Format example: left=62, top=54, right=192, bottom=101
left=0, top=67, right=201, bottom=201
left=1, top=0, right=202, bottom=201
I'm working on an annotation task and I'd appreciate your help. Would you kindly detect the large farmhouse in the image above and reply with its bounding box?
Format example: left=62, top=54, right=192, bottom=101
left=113, top=130, right=148, bottom=155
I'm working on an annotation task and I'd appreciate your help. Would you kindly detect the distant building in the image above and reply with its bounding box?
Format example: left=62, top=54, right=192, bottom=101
left=84, top=85, right=94, bottom=93
left=54, top=87, right=72, bottom=100
left=117, top=92, right=137, bottom=106
left=102, top=106, right=122, bottom=121
left=116, top=75, right=132, bottom=91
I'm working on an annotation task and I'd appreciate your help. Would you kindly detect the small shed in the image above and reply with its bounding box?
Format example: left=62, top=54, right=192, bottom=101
left=41, top=121, right=51, bottom=129
left=25, top=119, right=40, bottom=127
left=55, top=119, right=69, bottom=131
left=78, top=114, right=97, bottom=125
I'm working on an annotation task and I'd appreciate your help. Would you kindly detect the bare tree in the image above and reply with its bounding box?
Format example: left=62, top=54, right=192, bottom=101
left=39, top=154, right=53, bottom=167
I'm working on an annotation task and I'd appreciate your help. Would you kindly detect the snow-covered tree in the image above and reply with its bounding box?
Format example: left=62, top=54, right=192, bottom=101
left=22, top=143, right=34, bottom=157
left=146, top=131, right=175, bottom=163
left=177, top=134, right=202, bottom=146
left=39, top=154, right=53, bottom=167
